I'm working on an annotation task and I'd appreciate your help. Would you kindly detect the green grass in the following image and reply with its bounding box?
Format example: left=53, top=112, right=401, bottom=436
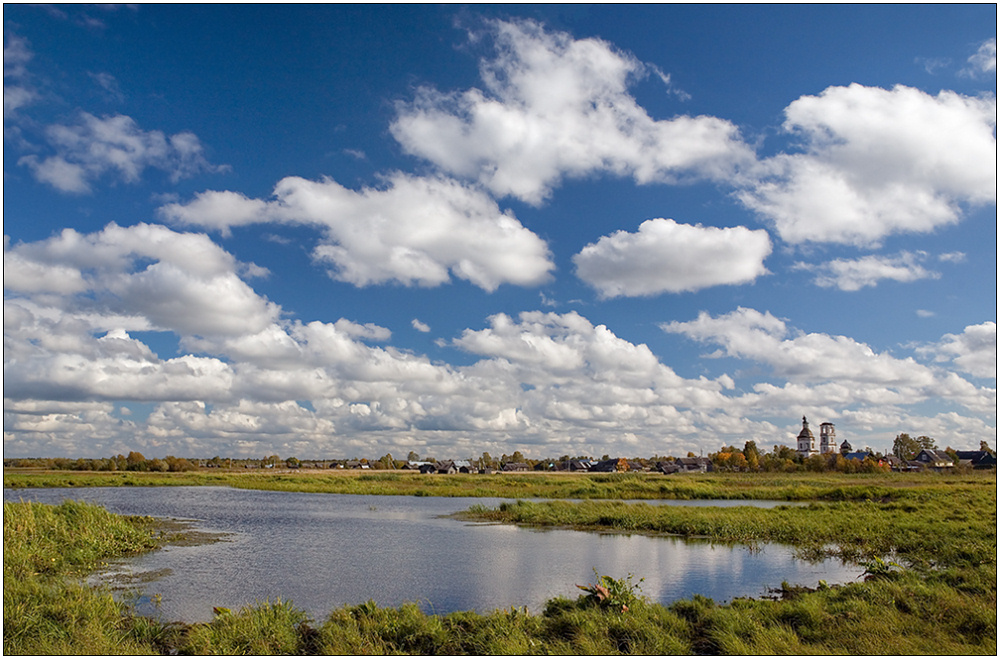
left=4, top=472, right=995, bottom=654
left=3, top=500, right=168, bottom=655
left=7, top=467, right=992, bottom=502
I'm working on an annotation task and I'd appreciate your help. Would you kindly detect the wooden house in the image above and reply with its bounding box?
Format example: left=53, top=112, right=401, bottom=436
left=913, top=449, right=954, bottom=470
left=954, top=450, right=997, bottom=470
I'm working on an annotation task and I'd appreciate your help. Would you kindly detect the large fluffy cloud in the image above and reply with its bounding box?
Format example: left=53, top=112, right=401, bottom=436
left=573, top=218, right=771, bottom=297
left=738, top=84, right=996, bottom=246
left=5, top=223, right=279, bottom=336
left=916, top=321, right=997, bottom=380
left=4, top=225, right=762, bottom=457
left=661, top=307, right=995, bottom=416
left=391, top=18, right=756, bottom=205
left=161, top=173, right=554, bottom=291
left=18, top=112, right=226, bottom=193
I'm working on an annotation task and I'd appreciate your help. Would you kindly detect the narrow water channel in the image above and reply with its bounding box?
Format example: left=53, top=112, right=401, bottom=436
left=4, top=486, right=859, bottom=623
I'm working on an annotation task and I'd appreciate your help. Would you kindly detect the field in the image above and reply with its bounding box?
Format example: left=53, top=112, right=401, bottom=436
left=3, top=470, right=996, bottom=655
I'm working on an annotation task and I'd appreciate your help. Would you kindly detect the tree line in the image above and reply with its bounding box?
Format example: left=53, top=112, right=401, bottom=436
left=5, top=436, right=994, bottom=474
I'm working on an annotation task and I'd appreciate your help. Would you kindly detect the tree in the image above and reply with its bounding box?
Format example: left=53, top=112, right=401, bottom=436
left=407, top=451, right=420, bottom=463
left=126, top=451, right=146, bottom=471
left=980, top=441, right=995, bottom=456
left=893, top=434, right=921, bottom=460
left=743, top=441, right=760, bottom=471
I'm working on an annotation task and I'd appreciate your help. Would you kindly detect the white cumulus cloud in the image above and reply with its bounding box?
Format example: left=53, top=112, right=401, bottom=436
left=161, top=172, right=554, bottom=292
left=574, top=218, right=771, bottom=297
left=391, top=18, right=756, bottom=205
left=738, top=84, right=996, bottom=246
left=917, top=321, right=997, bottom=380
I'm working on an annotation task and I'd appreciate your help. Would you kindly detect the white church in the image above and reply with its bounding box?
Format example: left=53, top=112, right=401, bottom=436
left=795, top=416, right=839, bottom=458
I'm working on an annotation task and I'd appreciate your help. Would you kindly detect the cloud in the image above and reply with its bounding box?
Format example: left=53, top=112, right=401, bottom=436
left=4, top=223, right=280, bottom=337
left=161, top=172, right=554, bottom=291
left=794, top=251, right=940, bottom=291
left=88, top=71, right=125, bottom=102
left=391, top=18, right=755, bottom=205
left=961, top=38, right=997, bottom=78
left=17, top=112, right=227, bottom=193
left=4, top=32, right=35, bottom=119
left=573, top=218, right=771, bottom=297
left=412, top=319, right=431, bottom=333
left=450, top=310, right=734, bottom=430
left=738, top=84, right=996, bottom=246
left=661, top=307, right=976, bottom=396
left=917, top=322, right=997, bottom=380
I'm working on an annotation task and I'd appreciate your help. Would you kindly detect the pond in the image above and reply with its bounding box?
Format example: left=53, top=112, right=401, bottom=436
left=4, top=486, right=859, bottom=623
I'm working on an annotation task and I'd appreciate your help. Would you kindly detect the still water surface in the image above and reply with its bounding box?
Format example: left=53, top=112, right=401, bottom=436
left=4, top=486, right=858, bottom=623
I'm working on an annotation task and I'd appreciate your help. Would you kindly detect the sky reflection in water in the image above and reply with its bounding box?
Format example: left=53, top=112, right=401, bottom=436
left=4, top=486, right=858, bottom=623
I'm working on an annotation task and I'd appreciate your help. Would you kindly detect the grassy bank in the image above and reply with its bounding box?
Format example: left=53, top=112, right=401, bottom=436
left=458, top=475, right=996, bottom=566
left=3, top=500, right=168, bottom=655
left=3, top=473, right=995, bottom=654
left=6, top=467, right=992, bottom=501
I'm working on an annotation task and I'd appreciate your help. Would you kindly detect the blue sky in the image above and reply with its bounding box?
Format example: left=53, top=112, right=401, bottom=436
left=4, top=5, right=996, bottom=460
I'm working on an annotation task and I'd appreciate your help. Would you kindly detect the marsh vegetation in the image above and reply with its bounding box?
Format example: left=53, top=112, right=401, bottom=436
left=3, top=471, right=995, bottom=655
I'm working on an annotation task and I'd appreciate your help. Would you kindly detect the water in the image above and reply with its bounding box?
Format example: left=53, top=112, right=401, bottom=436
left=4, top=486, right=858, bottom=623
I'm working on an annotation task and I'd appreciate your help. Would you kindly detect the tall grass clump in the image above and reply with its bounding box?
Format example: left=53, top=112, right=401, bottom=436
left=3, top=500, right=166, bottom=655
left=179, top=600, right=311, bottom=655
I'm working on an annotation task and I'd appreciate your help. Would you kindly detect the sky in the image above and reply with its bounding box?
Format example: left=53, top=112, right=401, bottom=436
left=3, top=4, right=996, bottom=461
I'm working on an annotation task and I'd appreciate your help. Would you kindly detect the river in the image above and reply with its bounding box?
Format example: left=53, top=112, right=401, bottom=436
left=4, top=486, right=859, bottom=623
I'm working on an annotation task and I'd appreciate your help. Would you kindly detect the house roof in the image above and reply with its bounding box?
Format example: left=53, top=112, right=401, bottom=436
left=916, top=449, right=953, bottom=463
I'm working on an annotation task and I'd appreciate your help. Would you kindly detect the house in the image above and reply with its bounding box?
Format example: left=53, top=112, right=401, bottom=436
left=954, top=450, right=997, bottom=470
left=913, top=449, right=954, bottom=470
left=883, top=455, right=918, bottom=472
left=502, top=462, right=530, bottom=472
left=842, top=451, right=871, bottom=462
left=418, top=463, right=438, bottom=474
left=657, top=461, right=680, bottom=475
left=589, top=457, right=630, bottom=473
left=675, top=457, right=713, bottom=473
left=453, top=459, right=477, bottom=474
left=435, top=460, right=459, bottom=474
left=557, top=459, right=593, bottom=472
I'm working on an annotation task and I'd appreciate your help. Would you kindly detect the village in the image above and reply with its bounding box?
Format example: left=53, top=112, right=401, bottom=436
left=5, top=417, right=995, bottom=475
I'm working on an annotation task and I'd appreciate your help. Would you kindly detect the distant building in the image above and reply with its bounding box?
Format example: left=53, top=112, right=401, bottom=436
left=819, top=423, right=836, bottom=454
left=796, top=417, right=818, bottom=458
left=954, top=450, right=997, bottom=470
left=913, top=449, right=954, bottom=470
left=797, top=416, right=839, bottom=458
